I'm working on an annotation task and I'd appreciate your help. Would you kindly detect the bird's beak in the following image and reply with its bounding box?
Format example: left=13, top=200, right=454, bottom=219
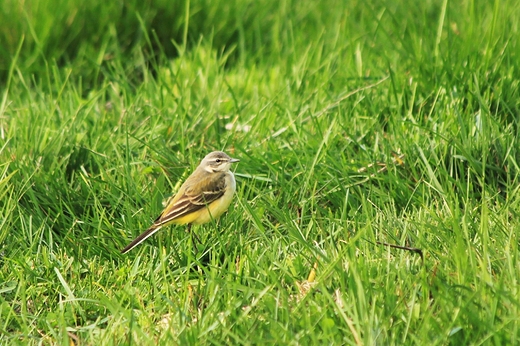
left=229, top=158, right=240, bottom=163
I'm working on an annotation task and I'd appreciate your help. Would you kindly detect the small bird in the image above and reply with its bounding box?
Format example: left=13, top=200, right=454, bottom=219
left=121, top=151, right=240, bottom=254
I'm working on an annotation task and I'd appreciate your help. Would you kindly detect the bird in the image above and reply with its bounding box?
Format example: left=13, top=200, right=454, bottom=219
left=121, top=151, right=240, bottom=254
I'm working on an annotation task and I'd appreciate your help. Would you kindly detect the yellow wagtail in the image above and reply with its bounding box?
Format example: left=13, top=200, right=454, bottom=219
left=121, top=151, right=240, bottom=254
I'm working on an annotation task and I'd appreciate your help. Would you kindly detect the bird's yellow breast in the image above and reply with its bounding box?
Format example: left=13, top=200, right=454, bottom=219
left=173, top=172, right=236, bottom=225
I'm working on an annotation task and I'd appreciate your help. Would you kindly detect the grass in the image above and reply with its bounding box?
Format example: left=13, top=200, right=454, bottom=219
left=1, top=0, right=520, bottom=344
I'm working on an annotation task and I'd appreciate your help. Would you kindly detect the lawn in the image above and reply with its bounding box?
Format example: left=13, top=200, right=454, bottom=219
left=1, top=0, right=519, bottom=344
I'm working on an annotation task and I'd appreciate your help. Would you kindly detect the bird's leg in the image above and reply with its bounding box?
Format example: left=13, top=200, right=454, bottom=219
left=188, top=224, right=201, bottom=249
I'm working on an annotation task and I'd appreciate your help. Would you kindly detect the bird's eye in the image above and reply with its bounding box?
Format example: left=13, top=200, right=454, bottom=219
left=215, top=159, right=222, bottom=164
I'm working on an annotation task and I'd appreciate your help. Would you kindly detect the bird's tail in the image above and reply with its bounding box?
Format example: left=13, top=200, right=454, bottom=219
left=121, top=224, right=163, bottom=254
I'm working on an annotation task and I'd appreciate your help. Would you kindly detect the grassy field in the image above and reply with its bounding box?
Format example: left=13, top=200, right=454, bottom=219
left=1, top=0, right=520, bottom=344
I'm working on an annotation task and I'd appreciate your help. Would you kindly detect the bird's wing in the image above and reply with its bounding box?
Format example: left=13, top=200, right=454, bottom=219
left=153, top=171, right=227, bottom=226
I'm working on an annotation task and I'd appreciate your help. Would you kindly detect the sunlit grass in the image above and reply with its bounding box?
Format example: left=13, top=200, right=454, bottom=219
left=1, top=0, right=520, bottom=344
